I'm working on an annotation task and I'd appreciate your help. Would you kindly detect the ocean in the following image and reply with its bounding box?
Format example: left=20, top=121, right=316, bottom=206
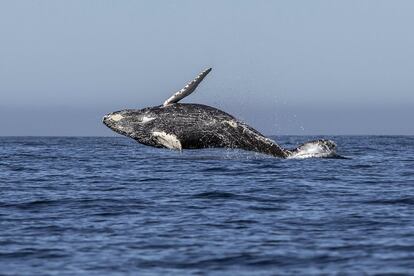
left=1, top=136, right=413, bottom=275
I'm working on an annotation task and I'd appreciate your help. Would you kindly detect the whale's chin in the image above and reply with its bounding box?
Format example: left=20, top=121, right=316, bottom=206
left=287, top=139, right=337, bottom=159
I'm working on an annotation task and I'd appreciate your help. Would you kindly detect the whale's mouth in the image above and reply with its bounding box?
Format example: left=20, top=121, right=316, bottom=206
left=102, top=114, right=117, bottom=131
left=102, top=114, right=110, bottom=126
left=287, top=139, right=337, bottom=159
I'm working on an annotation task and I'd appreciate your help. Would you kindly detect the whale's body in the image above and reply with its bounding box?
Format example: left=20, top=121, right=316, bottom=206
left=103, top=103, right=290, bottom=157
left=103, top=68, right=337, bottom=158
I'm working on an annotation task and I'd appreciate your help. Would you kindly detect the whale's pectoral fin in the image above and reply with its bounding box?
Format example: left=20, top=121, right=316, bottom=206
left=151, top=131, right=182, bottom=150
left=163, top=68, right=212, bottom=106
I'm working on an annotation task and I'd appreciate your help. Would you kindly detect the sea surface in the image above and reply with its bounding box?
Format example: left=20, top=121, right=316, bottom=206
left=1, top=136, right=413, bottom=275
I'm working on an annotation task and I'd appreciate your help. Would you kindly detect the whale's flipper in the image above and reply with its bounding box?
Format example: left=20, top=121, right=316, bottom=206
left=163, top=68, right=212, bottom=107
left=151, top=131, right=182, bottom=150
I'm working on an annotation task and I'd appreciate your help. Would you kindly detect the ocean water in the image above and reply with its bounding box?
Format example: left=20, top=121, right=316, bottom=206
left=1, top=136, right=413, bottom=275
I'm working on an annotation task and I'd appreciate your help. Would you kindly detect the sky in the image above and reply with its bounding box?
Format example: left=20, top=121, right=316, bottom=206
left=0, top=0, right=413, bottom=136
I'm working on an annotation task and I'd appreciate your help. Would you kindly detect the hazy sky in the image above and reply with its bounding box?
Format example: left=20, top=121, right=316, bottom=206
left=1, top=0, right=413, bottom=135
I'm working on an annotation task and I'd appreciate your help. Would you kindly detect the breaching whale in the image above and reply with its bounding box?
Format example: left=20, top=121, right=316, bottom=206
left=103, top=68, right=337, bottom=158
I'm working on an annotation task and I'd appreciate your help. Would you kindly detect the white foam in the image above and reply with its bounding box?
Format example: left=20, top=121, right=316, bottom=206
left=287, top=142, right=336, bottom=159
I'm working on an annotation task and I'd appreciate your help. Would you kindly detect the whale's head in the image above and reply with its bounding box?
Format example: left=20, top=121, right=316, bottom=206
left=103, top=108, right=160, bottom=146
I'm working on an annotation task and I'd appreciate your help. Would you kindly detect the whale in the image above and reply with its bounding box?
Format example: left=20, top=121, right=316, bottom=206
left=103, top=68, right=337, bottom=158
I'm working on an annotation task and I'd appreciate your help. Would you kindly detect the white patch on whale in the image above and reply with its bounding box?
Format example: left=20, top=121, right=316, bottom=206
left=141, top=116, right=155, bottom=123
left=109, top=114, right=124, bottom=122
left=224, top=120, right=238, bottom=128
left=151, top=131, right=182, bottom=150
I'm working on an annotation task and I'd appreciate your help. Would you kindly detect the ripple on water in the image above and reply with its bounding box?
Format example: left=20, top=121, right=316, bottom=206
left=0, top=136, right=414, bottom=274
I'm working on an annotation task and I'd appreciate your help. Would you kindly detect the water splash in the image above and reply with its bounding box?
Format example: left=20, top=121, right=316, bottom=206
left=287, top=139, right=337, bottom=159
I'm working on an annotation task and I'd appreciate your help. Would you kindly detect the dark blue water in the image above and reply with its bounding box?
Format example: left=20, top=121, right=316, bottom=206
left=1, top=136, right=413, bottom=275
